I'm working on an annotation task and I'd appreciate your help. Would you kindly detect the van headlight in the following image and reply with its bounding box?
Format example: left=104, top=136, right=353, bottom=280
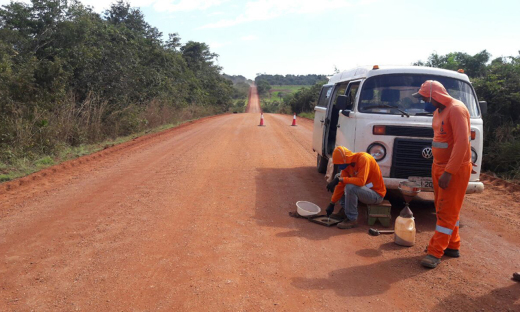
left=367, top=143, right=386, bottom=161
left=471, top=147, right=478, bottom=163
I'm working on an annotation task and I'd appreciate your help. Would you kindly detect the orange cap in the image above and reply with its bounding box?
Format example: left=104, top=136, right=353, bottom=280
left=332, top=146, right=353, bottom=164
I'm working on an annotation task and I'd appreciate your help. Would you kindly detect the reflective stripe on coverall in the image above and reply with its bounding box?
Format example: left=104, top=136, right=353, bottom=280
left=417, top=80, right=472, bottom=258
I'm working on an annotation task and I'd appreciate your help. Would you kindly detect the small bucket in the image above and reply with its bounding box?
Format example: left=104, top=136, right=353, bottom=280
left=296, top=201, right=321, bottom=217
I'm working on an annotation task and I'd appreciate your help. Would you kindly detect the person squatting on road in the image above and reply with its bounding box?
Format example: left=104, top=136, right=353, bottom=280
left=326, top=146, right=387, bottom=229
left=413, top=80, right=473, bottom=269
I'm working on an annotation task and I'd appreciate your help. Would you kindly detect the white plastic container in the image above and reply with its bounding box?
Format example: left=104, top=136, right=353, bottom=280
left=394, top=207, right=416, bottom=247
left=295, top=201, right=321, bottom=217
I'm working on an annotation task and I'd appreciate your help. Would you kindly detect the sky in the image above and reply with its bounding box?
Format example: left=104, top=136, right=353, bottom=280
left=1, top=0, right=520, bottom=80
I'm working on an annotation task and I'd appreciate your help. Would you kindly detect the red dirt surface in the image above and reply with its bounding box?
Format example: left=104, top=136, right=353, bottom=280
left=1, top=87, right=519, bottom=311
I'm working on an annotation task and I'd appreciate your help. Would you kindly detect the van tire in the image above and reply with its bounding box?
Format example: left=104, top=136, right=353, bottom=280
left=317, top=154, right=328, bottom=174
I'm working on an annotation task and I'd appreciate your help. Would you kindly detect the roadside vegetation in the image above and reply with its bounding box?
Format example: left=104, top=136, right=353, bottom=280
left=0, top=0, right=248, bottom=181
left=255, top=74, right=326, bottom=116
left=224, top=74, right=250, bottom=113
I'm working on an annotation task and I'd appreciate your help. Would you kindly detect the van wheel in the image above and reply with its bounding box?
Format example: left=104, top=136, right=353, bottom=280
left=317, top=154, right=328, bottom=174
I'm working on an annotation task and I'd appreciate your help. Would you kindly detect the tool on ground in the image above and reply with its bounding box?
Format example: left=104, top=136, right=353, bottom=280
left=291, top=113, right=297, bottom=126
left=259, top=113, right=264, bottom=126
left=368, top=228, right=395, bottom=236
left=395, top=181, right=419, bottom=246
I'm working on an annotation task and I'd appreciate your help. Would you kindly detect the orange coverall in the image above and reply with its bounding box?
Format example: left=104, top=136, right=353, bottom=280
left=331, top=147, right=387, bottom=203
left=417, top=81, right=472, bottom=258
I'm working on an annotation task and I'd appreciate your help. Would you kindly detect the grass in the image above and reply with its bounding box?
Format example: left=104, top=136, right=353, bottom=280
left=265, top=85, right=311, bottom=101
left=259, top=85, right=312, bottom=114
left=0, top=119, right=200, bottom=183
left=298, top=112, right=315, bottom=120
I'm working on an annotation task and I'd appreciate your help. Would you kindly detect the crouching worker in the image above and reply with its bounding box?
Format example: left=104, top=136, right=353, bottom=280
left=326, top=146, right=387, bottom=229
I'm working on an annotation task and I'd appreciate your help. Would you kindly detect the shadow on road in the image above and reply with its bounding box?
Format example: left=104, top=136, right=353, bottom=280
left=432, top=282, right=520, bottom=311
left=291, top=255, right=427, bottom=297
left=254, top=166, right=438, bottom=240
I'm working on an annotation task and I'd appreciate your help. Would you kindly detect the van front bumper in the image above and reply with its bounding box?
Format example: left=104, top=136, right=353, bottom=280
left=383, top=178, right=484, bottom=194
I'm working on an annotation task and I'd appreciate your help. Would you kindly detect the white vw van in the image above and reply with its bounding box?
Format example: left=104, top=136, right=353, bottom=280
left=312, top=65, right=486, bottom=193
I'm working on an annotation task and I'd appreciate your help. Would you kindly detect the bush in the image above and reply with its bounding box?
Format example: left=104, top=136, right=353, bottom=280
left=0, top=0, right=233, bottom=174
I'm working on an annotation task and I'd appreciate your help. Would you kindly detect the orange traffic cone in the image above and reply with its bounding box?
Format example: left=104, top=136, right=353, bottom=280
left=259, top=113, right=265, bottom=126
left=291, top=113, right=297, bottom=126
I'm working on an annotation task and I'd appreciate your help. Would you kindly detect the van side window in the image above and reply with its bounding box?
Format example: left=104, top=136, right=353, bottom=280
left=344, top=82, right=360, bottom=110
left=331, top=82, right=349, bottom=107
left=316, top=86, right=333, bottom=108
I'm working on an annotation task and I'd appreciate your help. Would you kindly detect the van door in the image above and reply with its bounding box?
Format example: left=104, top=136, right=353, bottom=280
left=335, top=81, right=361, bottom=151
left=312, top=85, right=333, bottom=156
left=323, top=82, right=349, bottom=157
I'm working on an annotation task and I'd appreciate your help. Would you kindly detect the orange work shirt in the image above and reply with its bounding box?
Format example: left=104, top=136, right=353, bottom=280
left=432, top=99, right=471, bottom=174
left=331, top=152, right=387, bottom=203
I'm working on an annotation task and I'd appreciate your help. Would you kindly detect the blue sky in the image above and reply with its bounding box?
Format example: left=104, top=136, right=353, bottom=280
left=2, top=0, right=520, bottom=80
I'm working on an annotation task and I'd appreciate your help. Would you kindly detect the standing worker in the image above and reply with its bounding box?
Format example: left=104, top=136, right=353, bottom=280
left=326, top=146, right=386, bottom=229
left=413, top=80, right=472, bottom=269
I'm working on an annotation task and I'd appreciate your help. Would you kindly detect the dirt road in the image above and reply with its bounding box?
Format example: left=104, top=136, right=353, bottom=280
left=1, top=87, right=519, bottom=311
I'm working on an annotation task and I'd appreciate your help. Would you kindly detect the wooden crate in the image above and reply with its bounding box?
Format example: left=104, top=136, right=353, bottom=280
left=367, top=200, right=392, bottom=227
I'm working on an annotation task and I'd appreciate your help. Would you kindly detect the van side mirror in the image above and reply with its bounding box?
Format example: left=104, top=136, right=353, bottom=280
left=336, top=95, right=349, bottom=110
left=479, top=101, right=487, bottom=115
left=341, top=110, right=351, bottom=117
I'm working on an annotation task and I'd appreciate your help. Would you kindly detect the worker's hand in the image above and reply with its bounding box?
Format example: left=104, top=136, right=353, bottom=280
left=439, top=172, right=452, bottom=189
left=326, top=203, right=335, bottom=217
left=326, top=177, right=340, bottom=193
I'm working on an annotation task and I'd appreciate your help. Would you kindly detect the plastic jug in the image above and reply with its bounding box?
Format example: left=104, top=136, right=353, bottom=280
left=394, top=206, right=416, bottom=247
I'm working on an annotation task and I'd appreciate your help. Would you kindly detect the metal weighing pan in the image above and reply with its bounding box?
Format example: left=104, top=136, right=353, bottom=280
left=309, top=215, right=342, bottom=227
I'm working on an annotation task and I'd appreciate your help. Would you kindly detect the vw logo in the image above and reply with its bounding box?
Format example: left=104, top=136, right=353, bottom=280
left=422, top=147, right=433, bottom=159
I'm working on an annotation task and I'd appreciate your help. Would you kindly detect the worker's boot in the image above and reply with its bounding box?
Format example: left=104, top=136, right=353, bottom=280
left=331, top=208, right=347, bottom=221
left=421, top=255, right=441, bottom=269
left=443, top=248, right=460, bottom=258
left=513, top=272, right=520, bottom=282
left=337, top=219, right=357, bottom=229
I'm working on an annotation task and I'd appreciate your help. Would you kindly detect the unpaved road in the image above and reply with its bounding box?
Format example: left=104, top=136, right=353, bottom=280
left=1, top=86, right=519, bottom=311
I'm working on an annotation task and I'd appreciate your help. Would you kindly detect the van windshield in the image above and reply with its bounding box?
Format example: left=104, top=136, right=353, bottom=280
left=358, top=74, right=480, bottom=117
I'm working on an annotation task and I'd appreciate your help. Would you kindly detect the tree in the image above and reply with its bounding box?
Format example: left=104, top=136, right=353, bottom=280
left=0, top=0, right=233, bottom=161
left=181, top=41, right=219, bottom=72
left=165, top=32, right=181, bottom=51
left=256, top=80, right=271, bottom=96
left=414, top=50, right=491, bottom=78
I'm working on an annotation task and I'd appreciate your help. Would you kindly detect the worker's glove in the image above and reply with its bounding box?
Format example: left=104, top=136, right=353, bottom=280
left=326, top=203, right=335, bottom=217
left=326, top=177, right=340, bottom=193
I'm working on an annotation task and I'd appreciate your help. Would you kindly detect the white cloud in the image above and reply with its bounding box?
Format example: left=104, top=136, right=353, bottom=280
left=209, top=41, right=227, bottom=49
left=149, top=0, right=229, bottom=12
left=209, top=11, right=226, bottom=16
left=241, top=35, right=258, bottom=41
left=200, top=0, right=358, bottom=29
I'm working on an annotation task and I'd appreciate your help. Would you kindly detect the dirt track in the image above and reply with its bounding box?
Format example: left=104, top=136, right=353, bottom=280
left=1, top=86, right=519, bottom=311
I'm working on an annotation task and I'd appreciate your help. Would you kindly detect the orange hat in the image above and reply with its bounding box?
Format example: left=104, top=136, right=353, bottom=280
left=412, top=80, right=453, bottom=106
left=332, top=146, right=353, bottom=164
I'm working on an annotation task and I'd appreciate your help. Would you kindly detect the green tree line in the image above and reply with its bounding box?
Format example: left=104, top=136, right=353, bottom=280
left=255, top=74, right=326, bottom=86
left=0, top=0, right=235, bottom=169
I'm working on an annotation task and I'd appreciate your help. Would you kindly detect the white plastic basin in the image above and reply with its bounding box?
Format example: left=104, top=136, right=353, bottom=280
left=296, top=201, right=321, bottom=217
